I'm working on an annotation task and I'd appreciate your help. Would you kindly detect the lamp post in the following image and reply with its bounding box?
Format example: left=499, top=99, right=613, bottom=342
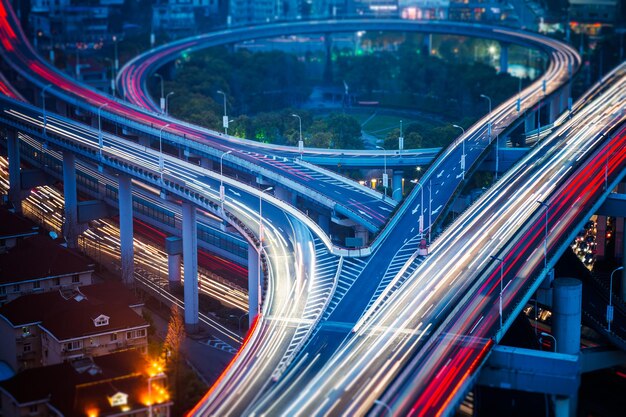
left=452, top=124, right=466, bottom=180
left=154, top=73, right=165, bottom=113
left=480, top=94, right=498, bottom=180
left=112, top=35, right=119, bottom=76
left=373, top=400, right=392, bottom=417
left=41, top=84, right=52, bottom=134
left=292, top=113, right=303, bottom=159
left=376, top=146, right=388, bottom=200
left=258, top=186, right=273, bottom=316
left=399, top=119, right=404, bottom=152
left=97, top=102, right=108, bottom=157
left=219, top=150, right=232, bottom=211
left=536, top=200, right=549, bottom=270
left=491, top=255, right=505, bottom=331
left=165, top=91, right=175, bottom=116
left=238, top=312, right=248, bottom=335
left=217, top=90, right=228, bottom=135
left=411, top=180, right=425, bottom=238
left=158, top=123, right=170, bottom=181
left=540, top=332, right=557, bottom=352
left=608, top=266, right=624, bottom=332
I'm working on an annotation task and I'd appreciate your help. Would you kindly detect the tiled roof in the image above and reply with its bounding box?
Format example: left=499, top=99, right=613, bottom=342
left=0, top=350, right=153, bottom=416
left=0, top=208, right=38, bottom=239
left=0, top=282, right=147, bottom=339
left=0, top=234, right=94, bottom=284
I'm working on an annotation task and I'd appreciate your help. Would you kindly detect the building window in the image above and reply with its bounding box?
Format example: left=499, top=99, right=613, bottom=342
left=0, top=286, right=5, bottom=296
left=53, top=277, right=60, bottom=286
left=66, top=340, right=83, bottom=351
left=110, top=333, right=117, bottom=342
left=72, top=275, right=80, bottom=283
left=22, top=327, right=30, bottom=337
left=93, top=315, right=110, bottom=327
left=13, top=284, right=20, bottom=293
left=33, top=281, right=41, bottom=289
left=126, top=329, right=147, bottom=340
left=23, top=343, right=31, bottom=353
left=29, top=405, right=37, bottom=414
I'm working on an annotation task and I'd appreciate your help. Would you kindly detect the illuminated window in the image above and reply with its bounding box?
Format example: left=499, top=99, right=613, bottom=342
left=93, top=315, right=110, bottom=327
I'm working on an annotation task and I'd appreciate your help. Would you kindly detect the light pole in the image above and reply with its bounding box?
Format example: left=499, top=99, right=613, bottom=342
left=41, top=83, right=52, bottom=134
left=452, top=124, right=466, bottom=180
left=238, top=312, right=248, bottom=335
left=608, top=266, right=623, bottom=332
left=219, top=150, right=232, bottom=211
left=540, top=332, right=557, bottom=352
left=97, top=102, right=108, bottom=157
left=154, top=73, right=165, bottom=113
left=165, top=91, right=175, bottom=116
left=376, top=146, right=388, bottom=200
left=112, top=35, right=119, bottom=76
left=292, top=113, right=303, bottom=159
left=258, top=186, right=273, bottom=315
left=399, top=119, right=404, bottom=152
left=480, top=94, right=498, bottom=180
left=158, top=123, right=170, bottom=181
left=217, top=90, right=228, bottom=135
left=411, top=180, right=425, bottom=238
left=491, top=255, right=505, bottom=331
left=536, top=200, right=549, bottom=270
left=373, top=400, right=392, bottom=417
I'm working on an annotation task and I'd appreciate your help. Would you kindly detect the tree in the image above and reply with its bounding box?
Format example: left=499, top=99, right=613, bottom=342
left=164, top=304, right=185, bottom=363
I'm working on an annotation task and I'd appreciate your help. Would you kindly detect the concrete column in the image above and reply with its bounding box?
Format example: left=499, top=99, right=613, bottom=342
left=355, top=225, right=369, bottom=246
left=118, top=175, right=134, bottom=286
left=248, top=243, right=259, bottom=327
left=596, top=216, right=606, bottom=258
left=165, top=236, right=182, bottom=291
left=200, top=157, right=213, bottom=170
left=524, top=111, right=536, bottom=135
left=392, top=170, right=403, bottom=201
left=62, top=152, right=79, bottom=248
left=275, top=186, right=295, bottom=205
left=422, top=33, right=432, bottom=55
left=7, top=129, right=22, bottom=212
left=318, top=213, right=331, bottom=234
left=552, top=278, right=582, bottom=355
left=182, top=202, right=199, bottom=332
left=549, top=94, right=560, bottom=123
left=138, top=135, right=150, bottom=147
left=499, top=42, right=509, bottom=74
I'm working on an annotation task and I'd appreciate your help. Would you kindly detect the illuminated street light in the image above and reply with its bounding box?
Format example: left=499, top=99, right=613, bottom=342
left=154, top=73, right=165, bottom=113
left=490, top=255, right=505, bottom=331
left=608, top=266, right=624, bottom=332
left=158, top=123, right=170, bottom=181
left=376, top=146, right=388, bottom=200
left=220, top=150, right=232, bottom=212
left=292, top=113, right=303, bottom=159
left=165, top=91, right=174, bottom=116
left=217, top=90, right=228, bottom=135
left=452, top=124, right=466, bottom=180
left=97, top=102, right=108, bottom=158
left=540, top=332, right=557, bottom=352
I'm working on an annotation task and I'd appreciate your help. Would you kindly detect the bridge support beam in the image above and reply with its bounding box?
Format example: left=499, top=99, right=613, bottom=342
left=318, top=213, right=331, bottom=235
left=182, top=202, right=199, bottom=332
left=549, top=93, right=561, bottom=124
left=499, top=42, right=509, bottom=74
left=392, top=170, right=403, bottom=201
left=7, top=129, right=22, bottom=212
left=275, top=186, right=296, bottom=205
left=248, top=244, right=259, bottom=327
left=200, top=157, right=213, bottom=170
left=165, top=236, right=183, bottom=291
left=553, top=278, right=582, bottom=355
left=62, top=152, right=79, bottom=248
left=355, top=225, right=369, bottom=246
left=524, top=111, right=536, bottom=135
left=118, top=175, right=135, bottom=286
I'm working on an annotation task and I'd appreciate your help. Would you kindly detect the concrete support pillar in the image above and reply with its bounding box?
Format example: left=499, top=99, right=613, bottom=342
left=200, top=157, right=213, bottom=170
left=554, top=396, right=574, bottom=417
left=182, top=202, right=199, bottom=332
left=524, top=111, right=536, bottom=135
left=549, top=94, right=560, bottom=123
left=392, top=170, right=403, bottom=201
left=248, top=243, right=259, bottom=327
left=355, top=225, right=369, bottom=246
left=62, top=152, right=79, bottom=248
left=118, top=175, right=134, bottom=286
left=422, top=33, right=432, bottom=55
left=318, top=213, right=331, bottom=235
left=7, top=129, right=22, bottom=212
left=596, top=216, right=607, bottom=258
left=552, top=278, right=582, bottom=355
left=165, top=236, right=182, bottom=291
left=499, top=42, right=509, bottom=74
left=138, top=135, right=150, bottom=147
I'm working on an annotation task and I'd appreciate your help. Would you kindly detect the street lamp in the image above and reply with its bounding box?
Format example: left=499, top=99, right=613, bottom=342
left=411, top=179, right=425, bottom=238
left=153, top=73, right=165, bottom=113
left=41, top=83, right=52, bottom=135
left=97, top=102, right=108, bottom=157
left=292, top=113, right=303, bottom=159
left=217, top=90, right=228, bottom=135
left=491, top=255, right=505, bottom=330
left=540, top=331, right=557, bottom=352
left=376, top=146, right=388, bottom=200
left=399, top=119, right=404, bottom=152
left=607, top=266, right=624, bottom=332
left=112, top=35, right=119, bottom=75
left=452, top=124, right=466, bottom=180
left=158, top=123, right=170, bottom=180
left=165, top=91, right=175, bottom=116
left=373, top=400, right=392, bottom=417
left=536, top=200, right=549, bottom=270
left=219, top=150, right=232, bottom=212
left=238, top=312, right=248, bottom=335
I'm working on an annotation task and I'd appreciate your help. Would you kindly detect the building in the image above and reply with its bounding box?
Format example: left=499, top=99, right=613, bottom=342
left=399, top=0, right=449, bottom=20
left=0, top=208, right=39, bottom=254
left=0, top=350, right=172, bottom=417
left=152, top=0, right=220, bottom=37
left=569, top=0, right=621, bottom=37
left=0, top=232, right=95, bottom=306
left=0, top=282, right=148, bottom=373
left=350, top=0, right=399, bottom=17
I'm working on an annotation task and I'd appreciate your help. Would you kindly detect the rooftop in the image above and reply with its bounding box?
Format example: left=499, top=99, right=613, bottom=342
left=0, top=234, right=94, bottom=285
left=0, top=281, right=147, bottom=340
left=0, top=207, right=39, bottom=240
